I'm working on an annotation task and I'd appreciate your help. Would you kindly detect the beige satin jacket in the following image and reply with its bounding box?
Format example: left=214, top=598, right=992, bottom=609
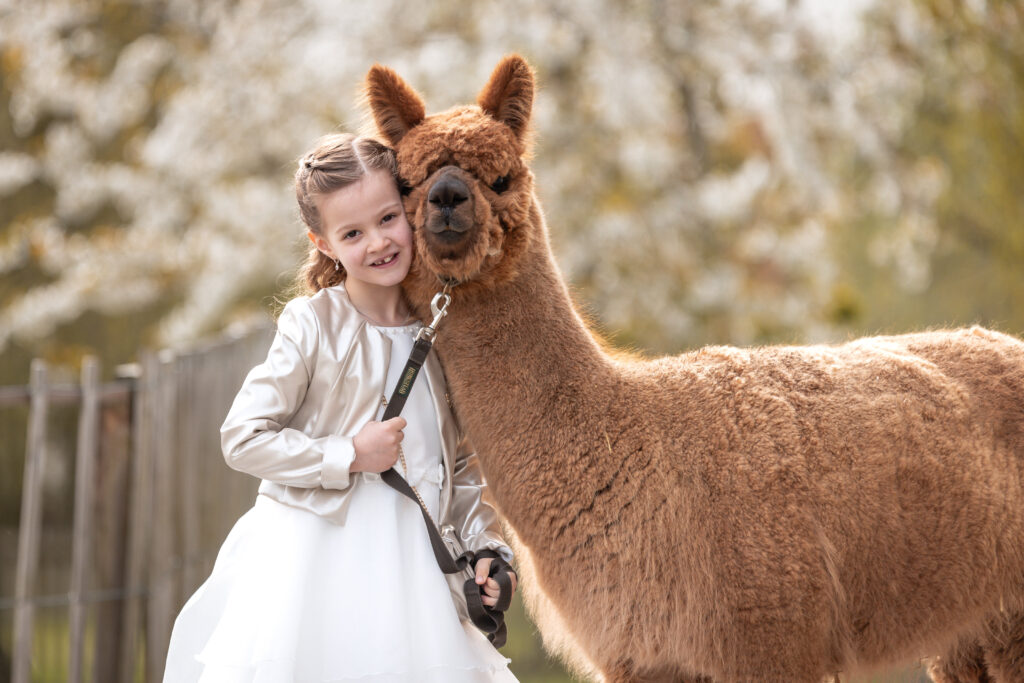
left=220, top=283, right=512, bottom=564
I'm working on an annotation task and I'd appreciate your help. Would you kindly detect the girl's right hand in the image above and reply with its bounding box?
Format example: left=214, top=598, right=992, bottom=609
left=351, top=417, right=406, bottom=473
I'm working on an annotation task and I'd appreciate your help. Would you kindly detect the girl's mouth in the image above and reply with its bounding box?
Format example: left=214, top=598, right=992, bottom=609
left=370, top=253, right=399, bottom=267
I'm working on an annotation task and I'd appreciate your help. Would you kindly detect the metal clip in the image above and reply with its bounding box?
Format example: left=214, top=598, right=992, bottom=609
left=415, top=289, right=452, bottom=341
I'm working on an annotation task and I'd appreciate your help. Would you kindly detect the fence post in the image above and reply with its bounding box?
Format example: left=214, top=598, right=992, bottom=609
left=147, top=350, right=178, bottom=682
left=69, top=356, right=100, bottom=683
left=13, top=360, right=49, bottom=683
left=179, top=352, right=201, bottom=599
left=120, top=352, right=157, bottom=683
left=92, top=369, right=133, bottom=683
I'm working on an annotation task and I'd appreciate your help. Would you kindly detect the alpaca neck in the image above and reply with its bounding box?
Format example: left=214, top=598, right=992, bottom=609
left=436, top=237, right=616, bottom=542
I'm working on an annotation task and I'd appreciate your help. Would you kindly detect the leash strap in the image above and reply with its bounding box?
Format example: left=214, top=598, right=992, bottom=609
left=377, top=307, right=514, bottom=648
left=380, top=467, right=514, bottom=646
left=380, top=338, right=433, bottom=420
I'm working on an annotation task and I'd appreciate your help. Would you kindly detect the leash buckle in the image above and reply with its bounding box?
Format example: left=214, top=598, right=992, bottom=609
left=415, top=290, right=452, bottom=342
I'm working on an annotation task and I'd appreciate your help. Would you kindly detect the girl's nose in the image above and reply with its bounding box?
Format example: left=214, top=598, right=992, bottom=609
left=369, top=230, right=391, bottom=253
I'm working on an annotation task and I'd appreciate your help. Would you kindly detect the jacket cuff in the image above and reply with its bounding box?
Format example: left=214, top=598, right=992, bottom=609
left=465, top=531, right=514, bottom=565
left=487, top=543, right=514, bottom=565
left=321, top=435, right=356, bottom=490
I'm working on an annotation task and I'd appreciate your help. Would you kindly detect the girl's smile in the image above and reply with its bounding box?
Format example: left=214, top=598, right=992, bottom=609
left=370, top=252, right=399, bottom=267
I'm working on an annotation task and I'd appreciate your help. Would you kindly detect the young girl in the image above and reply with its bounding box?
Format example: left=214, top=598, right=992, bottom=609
left=163, top=133, right=519, bottom=682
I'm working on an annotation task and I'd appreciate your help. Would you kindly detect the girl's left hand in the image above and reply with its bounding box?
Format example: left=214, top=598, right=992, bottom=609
left=474, top=557, right=517, bottom=607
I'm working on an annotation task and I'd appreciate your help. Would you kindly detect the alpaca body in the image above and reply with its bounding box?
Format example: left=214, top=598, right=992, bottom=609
left=363, top=55, right=1024, bottom=681
left=433, top=245, right=1024, bottom=682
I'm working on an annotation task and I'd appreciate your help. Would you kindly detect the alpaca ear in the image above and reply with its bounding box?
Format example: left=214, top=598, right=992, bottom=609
left=364, top=64, right=426, bottom=146
left=476, top=54, right=534, bottom=143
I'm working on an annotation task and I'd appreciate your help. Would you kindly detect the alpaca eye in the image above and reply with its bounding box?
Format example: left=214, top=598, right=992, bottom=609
left=398, top=177, right=413, bottom=196
left=490, top=175, right=509, bottom=194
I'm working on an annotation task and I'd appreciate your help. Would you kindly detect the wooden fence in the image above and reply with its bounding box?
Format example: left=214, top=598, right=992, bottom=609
left=0, top=325, right=275, bottom=683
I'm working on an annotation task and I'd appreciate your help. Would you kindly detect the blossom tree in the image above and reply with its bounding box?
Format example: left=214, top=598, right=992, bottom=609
left=0, top=0, right=1015, bottom=372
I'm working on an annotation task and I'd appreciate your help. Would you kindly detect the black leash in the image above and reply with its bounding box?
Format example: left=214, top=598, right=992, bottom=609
left=378, top=290, right=515, bottom=648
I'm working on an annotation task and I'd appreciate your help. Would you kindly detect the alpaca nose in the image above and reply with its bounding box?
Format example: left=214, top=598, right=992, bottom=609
left=428, top=174, right=469, bottom=226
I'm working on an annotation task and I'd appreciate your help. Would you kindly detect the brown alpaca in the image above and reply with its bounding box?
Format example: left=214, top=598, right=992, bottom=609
left=364, top=56, right=1024, bottom=683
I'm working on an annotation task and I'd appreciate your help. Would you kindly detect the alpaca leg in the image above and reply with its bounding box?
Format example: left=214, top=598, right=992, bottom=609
left=927, top=636, right=991, bottom=683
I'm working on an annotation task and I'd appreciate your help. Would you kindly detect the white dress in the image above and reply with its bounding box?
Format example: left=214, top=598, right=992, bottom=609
left=163, top=322, right=518, bottom=682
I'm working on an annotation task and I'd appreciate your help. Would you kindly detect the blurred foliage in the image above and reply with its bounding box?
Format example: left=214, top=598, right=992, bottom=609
left=831, top=0, right=1024, bottom=337
left=1, top=0, right=1021, bottom=374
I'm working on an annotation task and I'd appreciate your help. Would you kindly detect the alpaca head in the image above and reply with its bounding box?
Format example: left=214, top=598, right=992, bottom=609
left=364, top=55, right=542, bottom=303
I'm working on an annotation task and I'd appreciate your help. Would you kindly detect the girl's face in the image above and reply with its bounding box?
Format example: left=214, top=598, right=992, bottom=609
left=309, top=169, right=413, bottom=290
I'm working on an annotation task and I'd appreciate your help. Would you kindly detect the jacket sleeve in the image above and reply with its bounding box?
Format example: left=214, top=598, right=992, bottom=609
left=449, top=433, right=514, bottom=564
left=220, top=297, right=356, bottom=489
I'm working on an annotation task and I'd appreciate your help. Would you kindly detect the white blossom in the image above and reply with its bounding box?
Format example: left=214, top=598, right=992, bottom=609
left=0, top=0, right=954, bottom=358
left=0, top=152, right=39, bottom=196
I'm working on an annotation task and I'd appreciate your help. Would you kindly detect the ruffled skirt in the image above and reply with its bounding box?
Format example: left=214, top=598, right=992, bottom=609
left=162, top=484, right=518, bottom=682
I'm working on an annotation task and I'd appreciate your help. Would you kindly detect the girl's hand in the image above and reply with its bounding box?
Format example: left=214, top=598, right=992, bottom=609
left=351, top=417, right=406, bottom=473
left=474, top=557, right=517, bottom=607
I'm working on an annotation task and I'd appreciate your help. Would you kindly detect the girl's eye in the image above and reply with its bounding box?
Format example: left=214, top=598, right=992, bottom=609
left=381, top=213, right=395, bottom=224
left=490, top=175, right=509, bottom=194
left=343, top=230, right=359, bottom=240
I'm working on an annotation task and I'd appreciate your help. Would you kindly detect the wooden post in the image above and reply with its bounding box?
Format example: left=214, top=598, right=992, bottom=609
left=120, top=352, right=157, bottom=683
left=13, top=360, right=49, bottom=683
left=200, top=346, right=222, bottom=574
left=92, top=381, right=132, bottom=683
left=147, top=350, right=178, bottom=682
left=179, top=352, right=201, bottom=599
left=69, top=356, right=100, bottom=683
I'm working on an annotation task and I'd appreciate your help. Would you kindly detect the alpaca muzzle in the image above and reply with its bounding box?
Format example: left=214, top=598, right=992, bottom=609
left=426, top=169, right=474, bottom=238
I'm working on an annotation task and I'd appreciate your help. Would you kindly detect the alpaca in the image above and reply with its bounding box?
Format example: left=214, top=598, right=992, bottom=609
left=364, top=55, right=1024, bottom=683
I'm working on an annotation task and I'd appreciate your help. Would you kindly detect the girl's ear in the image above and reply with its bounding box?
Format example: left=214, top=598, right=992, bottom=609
left=307, top=230, right=333, bottom=259
left=364, top=64, right=426, bottom=146
left=477, top=54, right=534, bottom=145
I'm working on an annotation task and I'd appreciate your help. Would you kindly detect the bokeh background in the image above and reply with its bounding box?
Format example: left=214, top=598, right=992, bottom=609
left=1, top=0, right=1022, bottom=681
